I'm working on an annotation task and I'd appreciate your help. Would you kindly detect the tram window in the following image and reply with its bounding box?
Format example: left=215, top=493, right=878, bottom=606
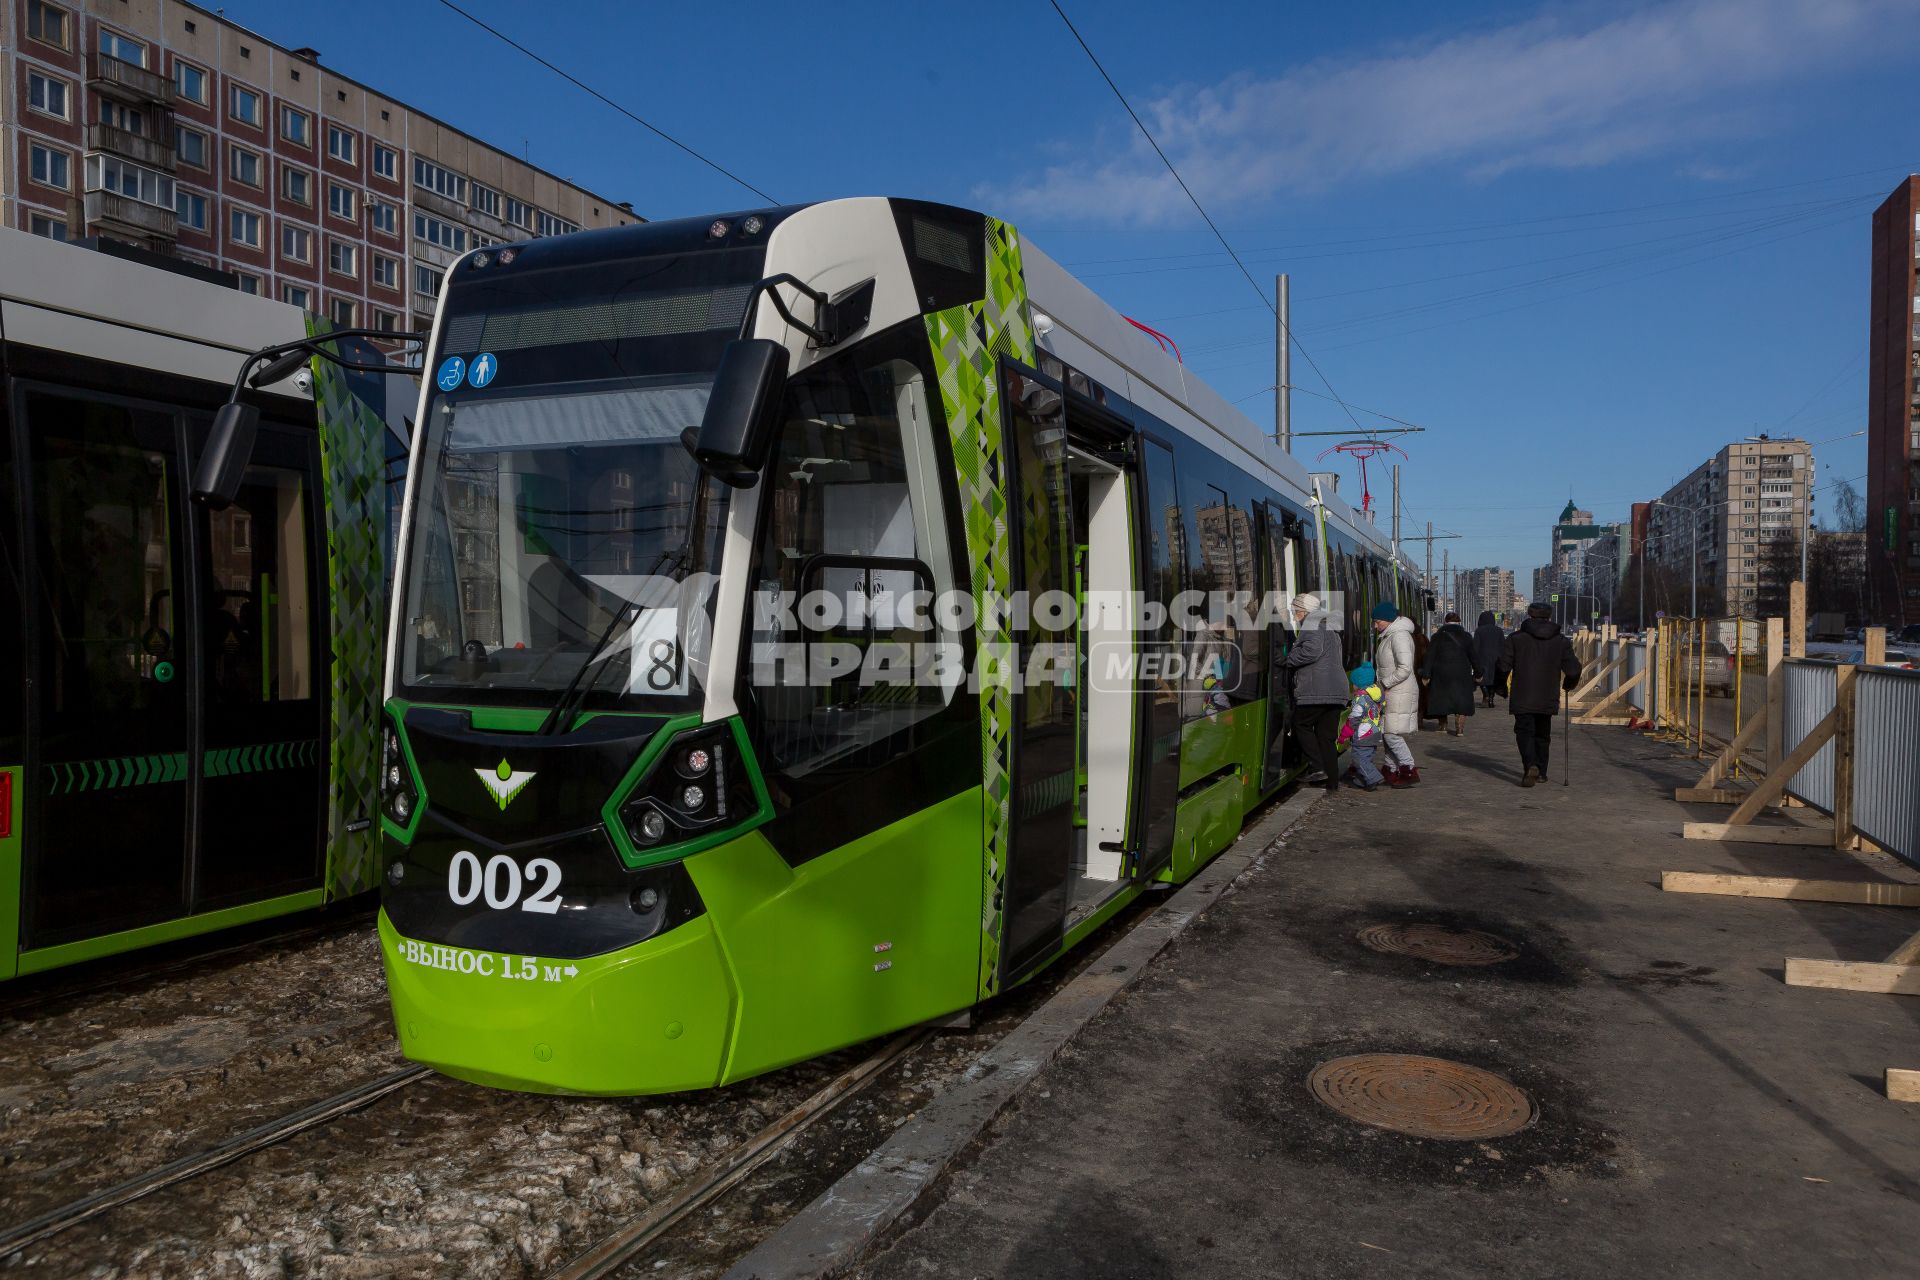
left=747, top=329, right=960, bottom=780
left=203, top=466, right=313, bottom=703
left=1179, top=471, right=1253, bottom=716
left=29, top=397, right=179, bottom=719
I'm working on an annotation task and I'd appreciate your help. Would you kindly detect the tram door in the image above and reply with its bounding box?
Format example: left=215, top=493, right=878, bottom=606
left=1260, top=504, right=1302, bottom=789
left=19, top=387, right=326, bottom=951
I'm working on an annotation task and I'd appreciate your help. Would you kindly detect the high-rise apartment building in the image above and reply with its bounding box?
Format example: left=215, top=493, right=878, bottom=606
left=1867, top=176, right=1920, bottom=622
left=1645, top=437, right=1811, bottom=616
left=1456, top=567, right=1515, bottom=621
left=2, top=0, right=639, bottom=331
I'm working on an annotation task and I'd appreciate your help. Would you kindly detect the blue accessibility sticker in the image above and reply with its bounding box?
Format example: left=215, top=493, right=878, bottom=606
left=467, top=352, right=499, bottom=389
left=435, top=356, right=467, bottom=392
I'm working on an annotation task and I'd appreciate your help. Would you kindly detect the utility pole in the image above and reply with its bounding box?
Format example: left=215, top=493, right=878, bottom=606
left=1425, top=521, right=1434, bottom=630
left=1275, top=273, right=1291, bottom=454
left=1391, top=464, right=1402, bottom=580
left=1442, top=549, right=1450, bottom=619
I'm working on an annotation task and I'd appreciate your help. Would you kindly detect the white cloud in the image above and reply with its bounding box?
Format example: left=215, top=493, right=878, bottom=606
left=989, top=0, right=1910, bottom=223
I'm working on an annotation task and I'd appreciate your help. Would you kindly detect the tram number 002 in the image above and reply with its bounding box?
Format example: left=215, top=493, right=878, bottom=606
left=447, top=850, right=563, bottom=915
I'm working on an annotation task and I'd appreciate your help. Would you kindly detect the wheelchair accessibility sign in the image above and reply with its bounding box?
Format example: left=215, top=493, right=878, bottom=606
left=435, top=356, right=466, bottom=391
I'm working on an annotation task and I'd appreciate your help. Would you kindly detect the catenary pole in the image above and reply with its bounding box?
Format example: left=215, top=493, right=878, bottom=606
left=1275, top=274, right=1291, bottom=453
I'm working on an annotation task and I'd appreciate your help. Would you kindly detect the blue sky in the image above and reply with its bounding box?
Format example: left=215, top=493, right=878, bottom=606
left=231, top=0, right=1919, bottom=584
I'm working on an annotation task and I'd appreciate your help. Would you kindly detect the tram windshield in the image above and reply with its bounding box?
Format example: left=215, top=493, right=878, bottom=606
left=397, top=247, right=762, bottom=709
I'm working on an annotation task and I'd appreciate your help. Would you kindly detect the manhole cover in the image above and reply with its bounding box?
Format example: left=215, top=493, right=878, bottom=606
left=1356, top=922, right=1520, bottom=966
left=1308, top=1054, right=1535, bottom=1140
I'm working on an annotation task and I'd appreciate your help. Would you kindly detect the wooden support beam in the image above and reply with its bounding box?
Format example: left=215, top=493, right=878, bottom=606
left=1716, top=701, right=1840, bottom=827
left=1886, top=927, right=1920, bottom=967
left=1675, top=787, right=1751, bottom=804
left=1569, top=652, right=1627, bottom=705
left=1682, top=820, right=1838, bottom=845
left=1783, top=957, right=1920, bottom=995
left=1661, top=872, right=1920, bottom=906
left=1865, top=627, right=1887, bottom=668
left=1765, top=617, right=1783, bottom=775
left=1889, top=1069, right=1920, bottom=1104
left=1680, top=703, right=1768, bottom=797
left=1832, top=665, right=1856, bottom=853
left=1576, top=667, right=1645, bottom=724
left=1789, top=582, right=1806, bottom=659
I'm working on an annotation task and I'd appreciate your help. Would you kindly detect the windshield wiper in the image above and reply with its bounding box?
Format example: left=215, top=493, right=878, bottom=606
left=534, top=472, right=713, bottom=736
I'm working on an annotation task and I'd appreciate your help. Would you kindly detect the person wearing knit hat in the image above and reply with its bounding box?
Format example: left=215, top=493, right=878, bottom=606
left=1339, top=663, right=1386, bottom=791
left=1371, top=599, right=1421, bottom=785
left=1280, top=593, right=1346, bottom=793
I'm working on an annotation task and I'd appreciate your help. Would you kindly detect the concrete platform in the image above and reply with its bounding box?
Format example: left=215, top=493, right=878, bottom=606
left=853, top=719, right=1920, bottom=1278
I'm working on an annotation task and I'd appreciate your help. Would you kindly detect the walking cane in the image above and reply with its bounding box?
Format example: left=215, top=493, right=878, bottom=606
left=1562, top=687, right=1570, bottom=788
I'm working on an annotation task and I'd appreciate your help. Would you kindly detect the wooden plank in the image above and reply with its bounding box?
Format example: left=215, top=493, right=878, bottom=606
left=1576, top=667, right=1645, bottom=724
left=1675, top=787, right=1753, bottom=804
left=1689, top=703, right=1767, bottom=792
left=1721, top=703, right=1839, bottom=827
left=1682, top=820, right=1837, bottom=845
left=1661, top=873, right=1920, bottom=906
left=1865, top=627, right=1887, bottom=668
left=1765, top=617, right=1783, bottom=774
left=1578, top=716, right=1634, bottom=726
left=1889, top=1069, right=1920, bottom=1103
left=1789, top=582, right=1806, bottom=659
left=1569, top=653, right=1627, bottom=705
left=1783, top=957, right=1920, bottom=995
left=1886, top=928, right=1920, bottom=967
left=1832, top=665, right=1856, bottom=852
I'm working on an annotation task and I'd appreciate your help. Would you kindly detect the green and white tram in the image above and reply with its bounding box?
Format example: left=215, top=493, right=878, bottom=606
left=0, top=228, right=407, bottom=978
left=377, top=199, right=1414, bottom=1094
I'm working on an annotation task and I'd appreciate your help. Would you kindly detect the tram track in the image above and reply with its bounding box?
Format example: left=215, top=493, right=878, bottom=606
left=0, top=1064, right=432, bottom=1261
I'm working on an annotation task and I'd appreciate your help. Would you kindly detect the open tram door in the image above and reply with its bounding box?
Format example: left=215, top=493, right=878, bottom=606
left=995, top=364, right=1152, bottom=984
left=1258, top=501, right=1308, bottom=790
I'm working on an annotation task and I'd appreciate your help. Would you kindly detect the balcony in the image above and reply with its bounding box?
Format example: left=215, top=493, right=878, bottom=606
left=82, top=190, right=175, bottom=243
left=89, top=52, right=175, bottom=107
left=87, top=124, right=174, bottom=172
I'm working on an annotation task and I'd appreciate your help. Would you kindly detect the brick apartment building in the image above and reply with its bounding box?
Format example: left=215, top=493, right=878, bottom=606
left=1867, top=176, right=1920, bottom=623
left=1, top=0, right=638, bottom=331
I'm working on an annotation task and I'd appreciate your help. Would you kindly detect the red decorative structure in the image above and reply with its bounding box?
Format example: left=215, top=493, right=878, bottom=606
left=1316, top=439, right=1408, bottom=514
left=1123, top=316, right=1182, bottom=363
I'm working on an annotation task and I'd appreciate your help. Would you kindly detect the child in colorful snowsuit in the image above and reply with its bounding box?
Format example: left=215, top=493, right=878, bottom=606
left=1339, top=662, right=1386, bottom=791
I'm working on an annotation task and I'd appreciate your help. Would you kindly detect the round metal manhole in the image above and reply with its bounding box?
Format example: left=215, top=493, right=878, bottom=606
left=1308, top=1054, right=1536, bottom=1140
left=1356, top=922, right=1520, bottom=967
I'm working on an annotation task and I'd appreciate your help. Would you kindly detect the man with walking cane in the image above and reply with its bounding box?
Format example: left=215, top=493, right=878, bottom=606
left=1495, top=602, right=1583, bottom=787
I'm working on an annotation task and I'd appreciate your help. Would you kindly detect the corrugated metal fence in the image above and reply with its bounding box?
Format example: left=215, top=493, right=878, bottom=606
left=1781, top=660, right=1837, bottom=812
left=1851, top=666, right=1920, bottom=862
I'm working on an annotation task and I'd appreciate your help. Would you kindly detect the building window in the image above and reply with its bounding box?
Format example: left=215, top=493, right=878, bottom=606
left=231, top=86, right=263, bottom=127
left=329, top=297, right=356, bottom=327
left=328, top=239, right=357, bottom=276
left=234, top=272, right=262, bottom=295
left=282, top=284, right=313, bottom=310
left=175, top=61, right=209, bottom=105
left=327, top=182, right=356, bottom=220
left=175, top=190, right=209, bottom=231
left=282, top=225, right=312, bottom=263
left=412, top=157, right=467, bottom=203
left=368, top=200, right=397, bottom=236
left=471, top=184, right=502, bottom=220
left=326, top=125, right=356, bottom=164
left=283, top=166, right=312, bottom=205
left=29, top=144, right=71, bottom=191
left=371, top=143, right=398, bottom=182
left=281, top=105, right=311, bottom=146
left=230, top=208, right=263, bottom=247
left=415, top=264, right=444, bottom=298
left=231, top=146, right=263, bottom=187
left=26, top=1, right=71, bottom=50
left=27, top=71, right=70, bottom=121
left=372, top=253, right=400, bottom=289
left=28, top=212, right=69, bottom=242
left=99, top=99, right=147, bottom=135
left=535, top=211, right=580, bottom=238
left=373, top=308, right=401, bottom=332
left=504, top=197, right=534, bottom=231
left=98, top=27, right=146, bottom=67
left=413, top=212, right=467, bottom=252
left=175, top=126, right=209, bottom=169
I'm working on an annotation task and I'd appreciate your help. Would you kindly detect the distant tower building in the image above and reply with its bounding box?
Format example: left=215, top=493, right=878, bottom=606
left=1868, top=176, right=1920, bottom=623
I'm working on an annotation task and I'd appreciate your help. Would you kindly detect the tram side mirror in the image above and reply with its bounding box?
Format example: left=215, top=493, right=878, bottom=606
left=688, top=339, right=789, bottom=488
left=192, top=401, right=260, bottom=510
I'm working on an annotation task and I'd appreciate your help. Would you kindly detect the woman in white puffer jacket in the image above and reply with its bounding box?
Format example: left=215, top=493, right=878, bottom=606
left=1371, top=602, right=1420, bottom=786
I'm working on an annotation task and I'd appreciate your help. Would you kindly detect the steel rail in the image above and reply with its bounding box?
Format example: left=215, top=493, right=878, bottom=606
left=546, top=1029, right=930, bottom=1280
left=0, top=1065, right=431, bottom=1259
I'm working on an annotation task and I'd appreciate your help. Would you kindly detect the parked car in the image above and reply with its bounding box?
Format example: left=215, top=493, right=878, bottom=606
left=1900, top=624, right=1920, bottom=646
left=1678, top=639, right=1734, bottom=696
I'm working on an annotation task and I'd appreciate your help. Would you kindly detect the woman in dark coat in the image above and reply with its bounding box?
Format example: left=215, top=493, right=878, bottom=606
left=1410, top=621, right=1432, bottom=726
left=1424, top=612, right=1482, bottom=735
left=1472, top=610, right=1506, bottom=708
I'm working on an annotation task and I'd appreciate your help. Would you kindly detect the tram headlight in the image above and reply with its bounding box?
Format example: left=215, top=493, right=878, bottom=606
left=612, top=723, right=766, bottom=863
left=680, top=784, right=706, bottom=811
left=634, top=808, right=667, bottom=843
left=381, top=717, right=420, bottom=830
left=390, top=789, right=412, bottom=822
left=682, top=747, right=711, bottom=776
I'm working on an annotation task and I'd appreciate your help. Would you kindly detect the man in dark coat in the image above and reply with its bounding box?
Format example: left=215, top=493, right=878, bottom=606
left=1472, top=611, right=1506, bottom=708
left=1278, top=593, right=1348, bottom=794
left=1497, top=603, right=1583, bottom=786
left=1423, top=612, right=1480, bottom=735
